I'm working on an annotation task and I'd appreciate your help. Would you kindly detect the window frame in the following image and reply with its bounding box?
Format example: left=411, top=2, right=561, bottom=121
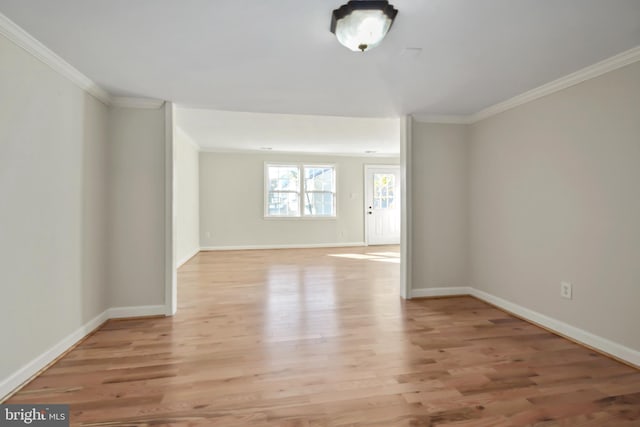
left=264, top=162, right=337, bottom=220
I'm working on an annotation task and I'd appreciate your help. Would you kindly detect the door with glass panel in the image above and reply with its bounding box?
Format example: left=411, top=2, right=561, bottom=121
left=365, top=166, right=400, bottom=245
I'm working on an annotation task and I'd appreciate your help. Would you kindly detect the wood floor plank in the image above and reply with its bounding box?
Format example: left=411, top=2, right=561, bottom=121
left=6, top=246, right=640, bottom=426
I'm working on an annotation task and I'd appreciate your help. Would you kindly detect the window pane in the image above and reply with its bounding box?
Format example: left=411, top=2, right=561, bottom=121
left=373, top=173, right=395, bottom=210
left=303, top=166, right=336, bottom=216
left=268, top=192, right=299, bottom=216
left=303, top=192, right=335, bottom=216
left=269, top=166, right=299, bottom=191
left=304, top=167, right=335, bottom=192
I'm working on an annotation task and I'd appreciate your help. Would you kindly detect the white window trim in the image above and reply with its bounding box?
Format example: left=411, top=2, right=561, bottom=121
left=264, top=162, right=338, bottom=220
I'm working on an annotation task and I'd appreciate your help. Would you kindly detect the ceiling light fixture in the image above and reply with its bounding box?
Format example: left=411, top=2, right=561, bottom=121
left=330, top=1, right=398, bottom=52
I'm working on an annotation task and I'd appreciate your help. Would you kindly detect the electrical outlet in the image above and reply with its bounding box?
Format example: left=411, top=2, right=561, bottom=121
left=205, top=231, right=211, bottom=238
left=560, top=281, right=572, bottom=299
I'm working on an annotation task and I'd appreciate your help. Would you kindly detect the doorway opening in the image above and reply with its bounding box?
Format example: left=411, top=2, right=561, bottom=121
left=169, top=112, right=413, bottom=312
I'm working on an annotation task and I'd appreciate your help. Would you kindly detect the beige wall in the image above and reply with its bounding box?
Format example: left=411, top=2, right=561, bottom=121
left=0, top=34, right=110, bottom=381
left=200, top=152, right=399, bottom=247
left=108, top=107, right=167, bottom=307
left=469, top=61, right=640, bottom=350
left=175, top=128, right=200, bottom=264
left=410, top=122, right=469, bottom=290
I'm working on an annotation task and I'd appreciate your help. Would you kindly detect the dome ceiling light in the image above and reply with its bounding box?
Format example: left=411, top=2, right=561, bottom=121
left=330, top=1, right=398, bottom=52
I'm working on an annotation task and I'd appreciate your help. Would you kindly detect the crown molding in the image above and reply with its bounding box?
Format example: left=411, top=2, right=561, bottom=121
left=411, top=45, right=640, bottom=125
left=111, top=96, right=165, bottom=109
left=411, top=114, right=472, bottom=124
left=0, top=12, right=112, bottom=105
left=1, top=13, right=167, bottom=110
left=4, top=8, right=638, bottom=125
left=469, top=45, right=640, bottom=123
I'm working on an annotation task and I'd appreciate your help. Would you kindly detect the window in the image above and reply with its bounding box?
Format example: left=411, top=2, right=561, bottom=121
left=265, top=164, right=336, bottom=218
left=373, top=173, right=396, bottom=209
left=266, top=165, right=300, bottom=217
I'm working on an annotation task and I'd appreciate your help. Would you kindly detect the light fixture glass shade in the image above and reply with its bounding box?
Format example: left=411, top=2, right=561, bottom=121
left=331, top=1, right=398, bottom=52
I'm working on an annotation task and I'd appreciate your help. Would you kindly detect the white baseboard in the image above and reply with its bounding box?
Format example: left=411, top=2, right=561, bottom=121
left=107, top=305, right=167, bottom=319
left=4, top=288, right=638, bottom=402
left=409, top=285, right=639, bottom=367
left=469, top=288, right=640, bottom=368
left=176, top=247, right=200, bottom=268
left=0, top=309, right=109, bottom=401
left=200, top=242, right=366, bottom=251
left=411, top=286, right=472, bottom=298
left=1, top=304, right=168, bottom=401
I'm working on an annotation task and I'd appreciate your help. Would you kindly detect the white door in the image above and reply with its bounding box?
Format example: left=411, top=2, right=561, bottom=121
left=365, top=166, right=401, bottom=245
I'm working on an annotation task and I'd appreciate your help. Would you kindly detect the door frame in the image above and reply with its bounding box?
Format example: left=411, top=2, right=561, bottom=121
left=399, top=115, right=412, bottom=300
left=363, top=164, right=401, bottom=246
left=165, top=102, right=177, bottom=316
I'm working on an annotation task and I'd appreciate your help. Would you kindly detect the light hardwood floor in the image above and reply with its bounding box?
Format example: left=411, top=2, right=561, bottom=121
left=7, top=246, right=640, bottom=426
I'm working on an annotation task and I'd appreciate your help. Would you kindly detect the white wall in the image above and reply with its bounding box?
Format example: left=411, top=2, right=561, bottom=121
left=410, top=122, right=469, bottom=291
left=108, top=107, right=167, bottom=307
left=0, top=33, right=110, bottom=383
left=469, top=61, right=640, bottom=351
left=199, top=152, right=399, bottom=248
left=175, top=128, right=200, bottom=264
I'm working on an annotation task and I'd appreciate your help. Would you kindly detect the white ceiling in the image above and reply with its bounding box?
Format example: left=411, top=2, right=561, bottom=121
left=1, top=0, right=639, bottom=118
left=175, top=108, right=400, bottom=155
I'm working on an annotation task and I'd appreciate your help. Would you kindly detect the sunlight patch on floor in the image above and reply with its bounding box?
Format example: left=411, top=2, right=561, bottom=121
left=370, top=258, right=401, bottom=264
left=367, top=252, right=400, bottom=258
left=328, top=253, right=380, bottom=260
left=328, top=251, right=400, bottom=263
